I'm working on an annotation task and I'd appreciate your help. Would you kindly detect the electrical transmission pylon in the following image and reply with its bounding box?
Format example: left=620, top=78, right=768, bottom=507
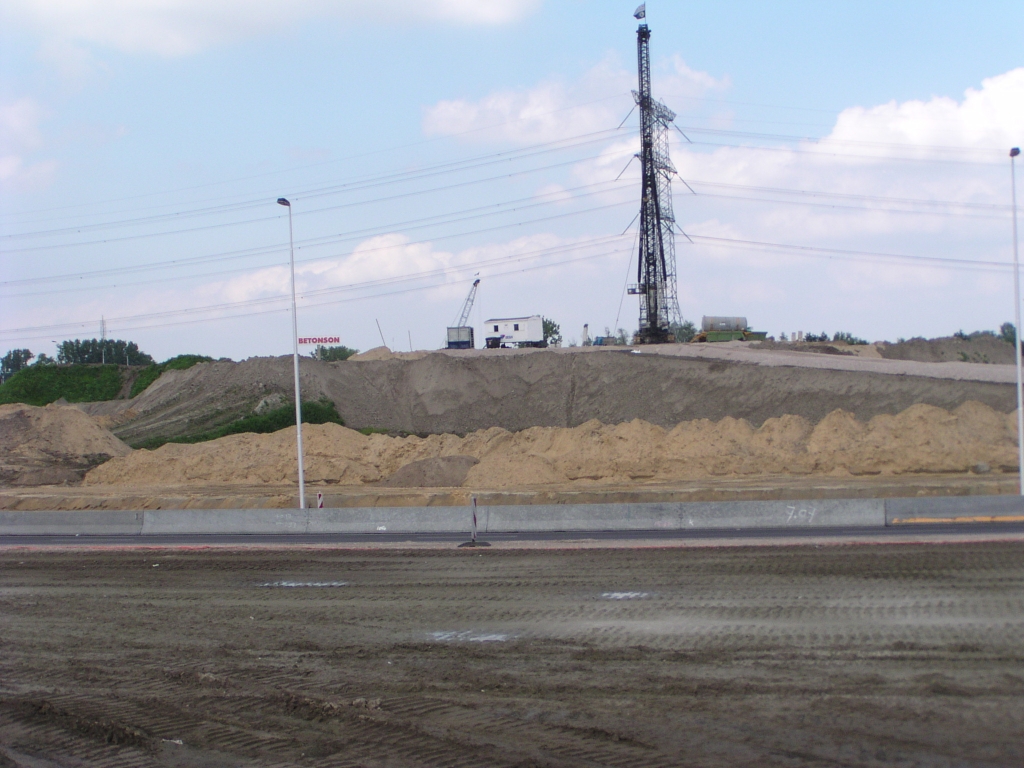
left=628, top=4, right=683, bottom=344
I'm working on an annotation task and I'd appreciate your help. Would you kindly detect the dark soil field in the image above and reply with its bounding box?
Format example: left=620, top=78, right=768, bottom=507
left=1, top=542, right=1022, bottom=766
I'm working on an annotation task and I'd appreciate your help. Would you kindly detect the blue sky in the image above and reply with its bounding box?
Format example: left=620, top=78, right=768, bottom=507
left=1, top=1, right=1022, bottom=361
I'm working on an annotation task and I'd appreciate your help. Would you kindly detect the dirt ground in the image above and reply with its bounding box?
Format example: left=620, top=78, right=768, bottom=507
left=73, top=346, right=1017, bottom=445
left=753, top=333, right=1018, bottom=365
left=1, top=542, right=1022, bottom=767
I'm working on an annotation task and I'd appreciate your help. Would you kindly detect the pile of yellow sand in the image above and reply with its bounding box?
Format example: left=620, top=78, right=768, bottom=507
left=1, top=403, right=131, bottom=460
left=347, top=346, right=428, bottom=362
left=84, top=401, right=1018, bottom=488
left=1, top=403, right=132, bottom=485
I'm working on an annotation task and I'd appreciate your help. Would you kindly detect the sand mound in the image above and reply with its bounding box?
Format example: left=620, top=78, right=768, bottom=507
left=381, top=455, right=479, bottom=487
left=347, top=346, right=429, bottom=362
left=1, top=403, right=132, bottom=486
left=84, top=422, right=379, bottom=486
left=84, top=401, right=1019, bottom=489
left=349, top=346, right=394, bottom=361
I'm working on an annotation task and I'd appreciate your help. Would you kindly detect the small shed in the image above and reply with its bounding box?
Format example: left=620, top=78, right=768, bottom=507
left=484, top=315, right=545, bottom=348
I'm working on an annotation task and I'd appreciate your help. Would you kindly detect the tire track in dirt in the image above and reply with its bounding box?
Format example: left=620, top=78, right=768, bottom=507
left=2, top=543, right=1023, bottom=766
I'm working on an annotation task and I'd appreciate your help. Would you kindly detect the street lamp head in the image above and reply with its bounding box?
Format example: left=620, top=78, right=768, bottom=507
left=1012, top=148, right=1021, bottom=158
left=277, top=197, right=291, bottom=206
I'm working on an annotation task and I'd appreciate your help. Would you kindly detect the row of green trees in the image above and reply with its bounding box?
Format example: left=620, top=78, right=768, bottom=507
left=1, top=338, right=372, bottom=383
left=55, top=339, right=154, bottom=366
left=1, top=339, right=157, bottom=383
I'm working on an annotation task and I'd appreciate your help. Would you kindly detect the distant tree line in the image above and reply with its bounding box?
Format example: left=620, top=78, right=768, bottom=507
left=802, top=331, right=869, bottom=345
left=1, top=339, right=156, bottom=384
left=56, top=339, right=154, bottom=366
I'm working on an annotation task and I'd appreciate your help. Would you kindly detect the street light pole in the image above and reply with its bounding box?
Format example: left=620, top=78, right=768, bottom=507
left=1010, top=148, right=1022, bottom=495
left=277, top=197, right=306, bottom=509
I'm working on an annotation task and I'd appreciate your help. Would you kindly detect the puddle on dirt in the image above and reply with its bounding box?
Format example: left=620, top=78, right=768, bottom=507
left=429, top=631, right=512, bottom=643
left=600, top=592, right=650, bottom=600
left=257, top=581, right=349, bottom=588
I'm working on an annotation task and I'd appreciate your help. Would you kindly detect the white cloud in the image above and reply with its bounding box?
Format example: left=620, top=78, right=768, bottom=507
left=1, top=0, right=541, bottom=57
left=826, top=68, right=1024, bottom=154
left=423, top=54, right=727, bottom=145
left=670, top=67, right=1024, bottom=246
left=0, top=98, right=57, bottom=190
left=0, top=98, right=45, bottom=154
left=216, top=230, right=619, bottom=311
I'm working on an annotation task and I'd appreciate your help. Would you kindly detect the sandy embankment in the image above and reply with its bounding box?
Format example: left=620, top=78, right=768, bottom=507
left=84, top=401, right=1018, bottom=488
left=0, top=403, right=131, bottom=486
left=72, top=346, right=1020, bottom=446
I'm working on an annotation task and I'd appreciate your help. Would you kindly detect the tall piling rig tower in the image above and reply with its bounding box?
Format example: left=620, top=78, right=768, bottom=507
left=628, top=6, right=683, bottom=344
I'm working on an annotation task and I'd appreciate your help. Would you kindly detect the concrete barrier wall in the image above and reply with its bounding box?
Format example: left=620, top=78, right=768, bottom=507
left=141, top=509, right=309, bottom=535
left=482, top=499, right=882, bottom=532
left=1, top=498, right=883, bottom=536
left=10, top=496, right=1024, bottom=536
left=886, top=495, right=1024, bottom=524
left=0, top=510, right=144, bottom=536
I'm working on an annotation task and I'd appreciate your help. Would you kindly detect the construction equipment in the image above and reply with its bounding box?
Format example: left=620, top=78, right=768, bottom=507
left=446, top=278, right=480, bottom=349
left=691, top=316, right=768, bottom=343
left=628, top=9, right=683, bottom=344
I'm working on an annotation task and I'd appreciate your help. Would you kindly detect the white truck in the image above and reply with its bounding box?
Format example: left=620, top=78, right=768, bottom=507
left=484, top=315, right=546, bottom=348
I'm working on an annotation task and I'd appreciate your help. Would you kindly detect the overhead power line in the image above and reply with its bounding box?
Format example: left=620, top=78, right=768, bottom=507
left=0, top=237, right=636, bottom=340
left=688, top=234, right=1013, bottom=272
left=3, top=230, right=1013, bottom=342
left=0, top=92, right=636, bottom=224
left=674, top=125, right=1011, bottom=158
left=0, top=178, right=639, bottom=294
left=1, top=130, right=635, bottom=245
left=2, top=231, right=626, bottom=300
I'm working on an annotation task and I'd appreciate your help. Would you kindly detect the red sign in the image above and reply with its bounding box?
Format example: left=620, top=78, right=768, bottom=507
left=298, top=336, right=340, bottom=345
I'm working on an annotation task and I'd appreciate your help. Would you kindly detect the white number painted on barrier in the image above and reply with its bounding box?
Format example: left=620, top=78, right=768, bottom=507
left=376, top=525, right=387, bottom=532
left=786, top=506, right=817, bottom=524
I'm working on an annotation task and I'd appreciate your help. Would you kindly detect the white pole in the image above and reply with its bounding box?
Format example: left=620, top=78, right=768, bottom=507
left=281, top=199, right=306, bottom=510
left=1010, top=148, right=1022, bottom=495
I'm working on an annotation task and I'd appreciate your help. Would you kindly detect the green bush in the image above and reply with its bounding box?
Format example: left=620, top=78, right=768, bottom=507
left=670, top=320, right=697, bottom=343
left=0, top=365, right=123, bottom=406
left=133, top=399, right=343, bottom=450
left=164, top=354, right=214, bottom=370
left=832, top=331, right=869, bottom=345
left=129, top=354, right=213, bottom=398
left=315, top=345, right=359, bottom=362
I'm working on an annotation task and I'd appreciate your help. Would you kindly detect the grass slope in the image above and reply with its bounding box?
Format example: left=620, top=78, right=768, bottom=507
left=129, top=355, right=213, bottom=398
left=0, top=365, right=123, bottom=406
left=131, top=399, right=344, bottom=450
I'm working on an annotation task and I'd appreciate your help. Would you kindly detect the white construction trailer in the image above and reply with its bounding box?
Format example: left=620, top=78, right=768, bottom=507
left=484, top=315, right=545, bottom=348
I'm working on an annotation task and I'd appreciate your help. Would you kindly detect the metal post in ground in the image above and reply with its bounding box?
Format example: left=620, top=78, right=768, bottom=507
left=277, top=197, right=306, bottom=510
left=459, top=495, right=490, bottom=548
left=1010, top=148, right=1022, bottom=495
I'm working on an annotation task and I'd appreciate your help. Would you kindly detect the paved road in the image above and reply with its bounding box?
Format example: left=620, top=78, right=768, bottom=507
left=4, top=520, right=1023, bottom=547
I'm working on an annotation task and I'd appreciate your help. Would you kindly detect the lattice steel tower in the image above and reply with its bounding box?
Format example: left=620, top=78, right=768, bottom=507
left=628, top=8, right=682, bottom=344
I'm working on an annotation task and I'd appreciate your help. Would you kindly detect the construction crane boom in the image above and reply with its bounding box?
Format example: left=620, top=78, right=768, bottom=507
left=453, top=278, right=480, bottom=328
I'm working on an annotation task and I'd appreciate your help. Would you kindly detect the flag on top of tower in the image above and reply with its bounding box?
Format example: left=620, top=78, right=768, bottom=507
left=634, top=4, right=645, bottom=20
